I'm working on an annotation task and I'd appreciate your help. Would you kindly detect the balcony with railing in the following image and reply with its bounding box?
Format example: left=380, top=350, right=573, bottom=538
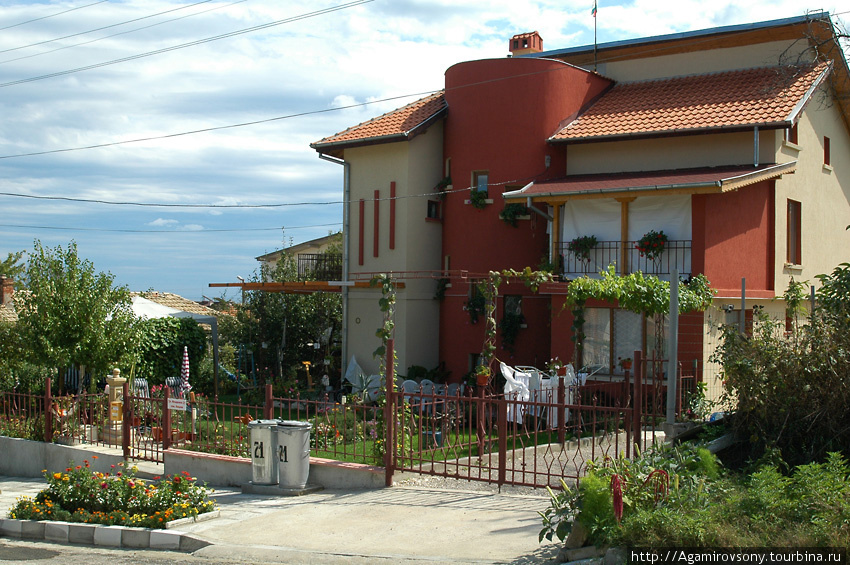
left=297, top=253, right=342, bottom=281
left=559, top=240, right=692, bottom=280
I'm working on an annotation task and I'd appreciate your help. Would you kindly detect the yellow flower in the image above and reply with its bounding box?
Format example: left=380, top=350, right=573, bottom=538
left=53, top=472, right=62, bottom=480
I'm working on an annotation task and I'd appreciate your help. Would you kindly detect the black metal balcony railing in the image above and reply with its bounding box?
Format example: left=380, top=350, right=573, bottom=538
left=559, top=240, right=692, bottom=278
left=297, top=253, right=342, bottom=281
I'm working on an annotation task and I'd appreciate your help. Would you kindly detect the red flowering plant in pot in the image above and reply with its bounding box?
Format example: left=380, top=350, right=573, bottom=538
left=635, top=230, right=668, bottom=261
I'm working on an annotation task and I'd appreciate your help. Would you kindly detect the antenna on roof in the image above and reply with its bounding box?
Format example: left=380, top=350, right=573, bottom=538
left=592, top=0, right=598, bottom=71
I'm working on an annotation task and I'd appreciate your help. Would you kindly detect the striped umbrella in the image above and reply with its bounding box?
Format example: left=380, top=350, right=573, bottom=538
left=180, top=345, right=192, bottom=397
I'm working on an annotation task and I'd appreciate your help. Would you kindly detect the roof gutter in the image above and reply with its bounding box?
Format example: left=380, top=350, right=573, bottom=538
left=549, top=121, right=793, bottom=145
left=318, top=153, right=351, bottom=377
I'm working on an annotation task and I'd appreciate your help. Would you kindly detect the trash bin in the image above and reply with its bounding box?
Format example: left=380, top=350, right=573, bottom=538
left=274, top=420, right=312, bottom=489
left=248, top=419, right=280, bottom=485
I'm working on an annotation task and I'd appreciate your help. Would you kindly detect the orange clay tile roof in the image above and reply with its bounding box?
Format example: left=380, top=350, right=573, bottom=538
left=312, top=91, right=446, bottom=149
left=504, top=163, right=796, bottom=200
left=551, top=63, right=831, bottom=142
left=130, top=291, right=226, bottom=318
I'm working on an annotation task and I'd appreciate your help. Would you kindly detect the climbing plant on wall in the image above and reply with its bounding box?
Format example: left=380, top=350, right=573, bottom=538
left=562, top=266, right=715, bottom=364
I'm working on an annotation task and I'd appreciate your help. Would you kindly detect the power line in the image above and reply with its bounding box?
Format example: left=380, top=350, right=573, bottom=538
left=0, top=183, right=481, bottom=209
left=0, top=222, right=341, bottom=234
left=0, top=1, right=109, bottom=33
left=0, top=90, right=437, bottom=160
left=0, top=1, right=247, bottom=67
left=0, top=0, right=374, bottom=89
left=0, top=7, right=840, bottom=165
left=0, top=0, right=214, bottom=56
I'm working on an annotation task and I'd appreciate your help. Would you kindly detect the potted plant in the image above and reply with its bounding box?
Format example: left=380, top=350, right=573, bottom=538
left=546, top=356, right=567, bottom=376
left=567, top=235, right=598, bottom=262
left=618, top=357, right=633, bottom=371
left=500, top=203, right=530, bottom=227
left=635, top=229, right=669, bottom=261
left=475, top=365, right=491, bottom=387
left=470, top=189, right=488, bottom=209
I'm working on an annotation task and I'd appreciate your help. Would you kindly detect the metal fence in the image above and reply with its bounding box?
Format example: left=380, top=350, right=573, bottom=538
left=1, top=358, right=690, bottom=488
left=560, top=239, right=692, bottom=278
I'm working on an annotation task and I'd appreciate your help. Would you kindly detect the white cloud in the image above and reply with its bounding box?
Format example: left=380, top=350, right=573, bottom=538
left=146, top=218, right=179, bottom=227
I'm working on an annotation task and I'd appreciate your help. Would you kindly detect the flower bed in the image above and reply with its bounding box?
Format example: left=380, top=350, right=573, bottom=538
left=7, top=458, right=216, bottom=529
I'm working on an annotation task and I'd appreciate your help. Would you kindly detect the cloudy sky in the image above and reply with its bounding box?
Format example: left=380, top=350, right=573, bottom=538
left=1, top=0, right=847, bottom=300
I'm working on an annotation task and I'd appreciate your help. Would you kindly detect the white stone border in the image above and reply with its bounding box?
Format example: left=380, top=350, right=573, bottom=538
left=0, top=511, right=218, bottom=552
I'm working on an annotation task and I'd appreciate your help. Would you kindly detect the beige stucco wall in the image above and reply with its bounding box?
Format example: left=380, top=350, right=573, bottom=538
left=771, top=84, right=850, bottom=293
left=593, top=39, right=806, bottom=82
left=343, top=123, right=444, bottom=376
left=566, top=130, right=771, bottom=175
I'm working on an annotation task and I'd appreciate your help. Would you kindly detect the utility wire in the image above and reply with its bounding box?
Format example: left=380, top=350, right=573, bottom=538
left=0, top=222, right=341, bottom=234
left=0, top=1, right=109, bottom=33
left=0, top=0, right=374, bottom=89
left=0, top=179, right=530, bottom=209
left=0, top=0, right=213, bottom=56
left=0, top=90, right=437, bottom=160
left=0, top=7, right=840, bottom=165
left=0, top=1, right=247, bottom=67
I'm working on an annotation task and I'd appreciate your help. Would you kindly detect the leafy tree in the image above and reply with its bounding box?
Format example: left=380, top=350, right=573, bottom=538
left=0, top=250, right=25, bottom=278
left=13, top=240, right=138, bottom=390
left=220, top=241, right=343, bottom=389
left=133, top=316, right=207, bottom=386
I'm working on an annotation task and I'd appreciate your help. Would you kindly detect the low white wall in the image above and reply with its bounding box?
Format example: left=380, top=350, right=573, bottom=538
left=0, top=436, right=126, bottom=478
left=165, top=449, right=386, bottom=489
left=0, top=437, right=387, bottom=489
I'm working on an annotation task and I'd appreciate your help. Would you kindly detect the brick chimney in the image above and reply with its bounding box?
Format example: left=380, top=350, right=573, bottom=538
left=509, top=31, right=543, bottom=56
left=0, top=276, right=14, bottom=306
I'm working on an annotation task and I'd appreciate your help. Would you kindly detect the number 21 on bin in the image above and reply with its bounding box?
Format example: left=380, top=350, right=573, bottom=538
left=253, top=441, right=288, bottom=463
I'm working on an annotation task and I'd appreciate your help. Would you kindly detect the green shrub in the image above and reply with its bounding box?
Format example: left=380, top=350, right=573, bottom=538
left=713, top=268, right=850, bottom=466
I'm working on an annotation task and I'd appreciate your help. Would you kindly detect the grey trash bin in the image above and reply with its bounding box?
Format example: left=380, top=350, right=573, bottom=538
left=274, top=420, right=312, bottom=489
left=248, top=419, right=280, bottom=485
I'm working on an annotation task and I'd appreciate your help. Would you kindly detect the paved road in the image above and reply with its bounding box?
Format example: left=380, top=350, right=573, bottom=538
left=1, top=476, right=562, bottom=564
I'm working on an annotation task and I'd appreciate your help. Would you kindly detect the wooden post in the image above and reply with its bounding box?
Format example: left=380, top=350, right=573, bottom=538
left=384, top=339, right=395, bottom=487
left=44, top=376, right=53, bottom=443
left=616, top=197, right=635, bottom=274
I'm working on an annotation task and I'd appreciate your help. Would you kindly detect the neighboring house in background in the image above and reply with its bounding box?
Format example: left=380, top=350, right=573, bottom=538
left=256, top=232, right=343, bottom=280
left=130, top=291, right=224, bottom=321
left=0, top=276, right=17, bottom=324
left=311, top=13, right=850, bottom=394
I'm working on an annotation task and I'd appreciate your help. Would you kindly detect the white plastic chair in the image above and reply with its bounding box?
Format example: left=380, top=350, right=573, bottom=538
left=500, top=362, right=531, bottom=424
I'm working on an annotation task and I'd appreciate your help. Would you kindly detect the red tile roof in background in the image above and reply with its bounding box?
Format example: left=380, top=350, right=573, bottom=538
left=312, top=92, right=446, bottom=148
left=551, top=63, right=830, bottom=142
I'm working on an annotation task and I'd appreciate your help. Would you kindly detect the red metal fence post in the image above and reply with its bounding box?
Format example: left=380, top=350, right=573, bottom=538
left=162, top=386, right=172, bottom=451
left=384, top=339, right=395, bottom=487
left=44, top=376, right=53, bottom=443
left=633, top=350, right=643, bottom=454
left=122, top=382, right=131, bottom=459
left=264, top=384, right=274, bottom=420
left=497, top=398, right=507, bottom=487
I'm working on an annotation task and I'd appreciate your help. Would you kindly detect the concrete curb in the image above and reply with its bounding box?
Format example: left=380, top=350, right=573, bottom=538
left=0, top=511, right=219, bottom=552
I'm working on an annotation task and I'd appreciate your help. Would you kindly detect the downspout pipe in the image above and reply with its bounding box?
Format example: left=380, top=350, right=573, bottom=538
left=319, top=153, right=350, bottom=376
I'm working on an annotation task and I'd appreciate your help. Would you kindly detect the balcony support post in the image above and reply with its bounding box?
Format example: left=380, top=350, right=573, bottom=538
left=616, top=197, right=635, bottom=275
left=551, top=203, right=561, bottom=272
